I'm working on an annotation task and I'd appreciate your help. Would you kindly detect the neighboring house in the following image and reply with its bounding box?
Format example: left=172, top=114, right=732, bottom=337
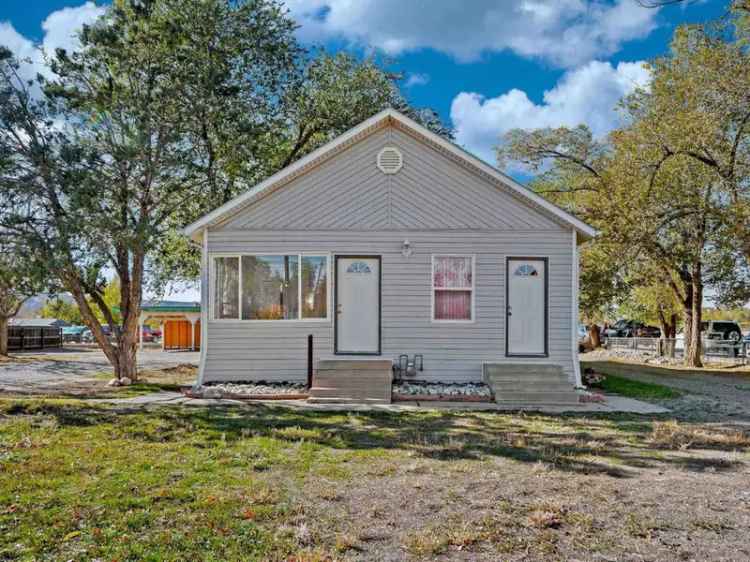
left=183, top=109, right=596, bottom=404
left=139, top=300, right=201, bottom=351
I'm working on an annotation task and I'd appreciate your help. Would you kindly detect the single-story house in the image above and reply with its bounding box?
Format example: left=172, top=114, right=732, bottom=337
left=183, top=109, right=596, bottom=404
left=139, top=300, right=201, bottom=351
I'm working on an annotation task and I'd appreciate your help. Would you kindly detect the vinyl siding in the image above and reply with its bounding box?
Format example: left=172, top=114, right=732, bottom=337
left=202, top=229, right=576, bottom=384
left=222, top=127, right=561, bottom=231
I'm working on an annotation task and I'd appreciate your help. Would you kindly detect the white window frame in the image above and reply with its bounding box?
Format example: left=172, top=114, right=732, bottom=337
left=431, top=254, right=476, bottom=324
left=209, top=253, right=332, bottom=323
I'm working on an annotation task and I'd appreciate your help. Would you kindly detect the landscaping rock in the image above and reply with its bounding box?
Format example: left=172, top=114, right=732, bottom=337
left=392, top=380, right=492, bottom=401
left=189, top=381, right=308, bottom=399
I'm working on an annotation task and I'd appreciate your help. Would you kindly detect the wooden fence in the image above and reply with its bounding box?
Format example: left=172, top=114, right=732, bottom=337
left=8, top=326, right=63, bottom=351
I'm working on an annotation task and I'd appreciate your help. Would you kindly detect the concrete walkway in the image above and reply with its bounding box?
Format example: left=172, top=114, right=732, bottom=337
left=93, top=391, right=669, bottom=414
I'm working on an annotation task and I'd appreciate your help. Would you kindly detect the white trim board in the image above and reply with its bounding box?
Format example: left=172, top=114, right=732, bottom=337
left=182, top=109, right=597, bottom=242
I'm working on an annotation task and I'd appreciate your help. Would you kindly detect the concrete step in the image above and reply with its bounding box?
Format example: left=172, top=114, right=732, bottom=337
left=484, top=363, right=564, bottom=375
left=318, top=359, right=392, bottom=371
left=491, top=382, right=575, bottom=393
left=487, top=374, right=571, bottom=384
left=307, top=396, right=391, bottom=404
left=309, top=386, right=390, bottom=400
left=310, top=358, right=393, bottom=404
left=494, top=390, right=579, bottom=404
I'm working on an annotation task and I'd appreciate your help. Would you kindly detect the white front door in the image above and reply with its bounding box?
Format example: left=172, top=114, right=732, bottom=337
left=507, top=258, right=547, bottom=356
left=336, top=256, right=380, bottom=354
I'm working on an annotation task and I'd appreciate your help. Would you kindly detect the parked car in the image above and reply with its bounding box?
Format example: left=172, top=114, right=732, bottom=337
left=81, top=325, right=115, bottom=343
left=604, top=319, right=661, bottom=338
left=701, top=320, right=742, bottom=342
left=141, top=326, right=156, bottom=342
left=62, top=325, right=87, bottom=343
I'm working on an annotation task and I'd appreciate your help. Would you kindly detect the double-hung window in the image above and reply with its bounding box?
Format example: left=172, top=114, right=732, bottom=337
left=212, top=255, right=329, bottom=321
left=432, top=255, right=474, bottom=322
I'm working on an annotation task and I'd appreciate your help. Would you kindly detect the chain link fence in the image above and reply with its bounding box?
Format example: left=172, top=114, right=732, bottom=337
left=605, top=336, right=748, bottom=364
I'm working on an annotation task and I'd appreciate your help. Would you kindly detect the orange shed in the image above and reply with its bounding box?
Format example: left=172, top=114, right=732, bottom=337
left=140, top=301, right=201, bottom=351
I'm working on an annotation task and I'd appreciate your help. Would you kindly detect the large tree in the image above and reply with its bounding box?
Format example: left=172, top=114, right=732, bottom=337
left=0, top=0, right=301, bottom=380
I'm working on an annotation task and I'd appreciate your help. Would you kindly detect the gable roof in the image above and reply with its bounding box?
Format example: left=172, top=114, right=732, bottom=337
left=183, top=108, right=597, bottom=241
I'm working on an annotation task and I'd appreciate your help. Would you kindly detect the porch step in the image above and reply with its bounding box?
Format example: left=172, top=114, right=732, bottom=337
left=494, top=391, right=580, bottom=404
left=309, top=359, right=392, bottom=404
left=483, top=363, right=579, bottom=406
left=306, top=397, right=391, bottom=405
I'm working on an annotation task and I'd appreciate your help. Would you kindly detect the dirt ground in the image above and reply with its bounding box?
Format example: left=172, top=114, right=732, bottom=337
left=1, top=402, right=748, bottom=561
left=0, top=348, right=198, bottom=396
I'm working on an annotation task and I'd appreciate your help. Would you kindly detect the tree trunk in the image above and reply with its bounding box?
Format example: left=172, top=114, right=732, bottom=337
left=685, top=278, right=703, bottom=368
left=588, top=324, right=601, bottom=348
left=0, top=315, right=8, bottom=356
left=657, top=311, right=677, bottom=340
left=668, top=313, right=677, bottom=339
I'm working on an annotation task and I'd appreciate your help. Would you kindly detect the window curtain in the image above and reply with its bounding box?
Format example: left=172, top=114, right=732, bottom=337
left=433, top=256, right=472, bottom=321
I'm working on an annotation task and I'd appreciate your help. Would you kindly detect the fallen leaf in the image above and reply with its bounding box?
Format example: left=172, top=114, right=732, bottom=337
left=63, top=531, right=81, bottom=541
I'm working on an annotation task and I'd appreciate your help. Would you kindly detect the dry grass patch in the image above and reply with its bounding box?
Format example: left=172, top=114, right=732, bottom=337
left=649, top=420, right=750, bottom=450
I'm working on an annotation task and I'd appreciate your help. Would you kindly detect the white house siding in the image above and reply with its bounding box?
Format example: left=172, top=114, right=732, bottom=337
left=222, top=126, right=561, bottom=232
left=202, top=229, right=575, bottom=384
left=201, top=121, right=577, bottom=384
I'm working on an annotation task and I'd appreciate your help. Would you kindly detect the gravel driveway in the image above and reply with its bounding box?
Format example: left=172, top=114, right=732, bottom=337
left=0, top=347, right=199, bottom=395
left=583, top=358, right=750, bottom=424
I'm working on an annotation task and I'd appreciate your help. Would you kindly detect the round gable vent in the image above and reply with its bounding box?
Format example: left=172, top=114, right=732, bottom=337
left=377, top=146, right=403, bottom=174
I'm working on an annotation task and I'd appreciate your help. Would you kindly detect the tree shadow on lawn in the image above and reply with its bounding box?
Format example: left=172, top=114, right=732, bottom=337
left=4, top=401, right=746, bottom=477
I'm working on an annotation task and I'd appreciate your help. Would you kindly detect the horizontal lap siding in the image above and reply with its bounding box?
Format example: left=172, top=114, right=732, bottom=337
left=202, top=230, right=575, bottom=384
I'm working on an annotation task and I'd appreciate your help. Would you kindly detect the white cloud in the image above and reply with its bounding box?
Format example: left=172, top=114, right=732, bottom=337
left=40, top=2, right=105, bottom=57
left=0, top=2, right=105, bottom=81
left=285, top=0, right=659, bottom=67
left=450, top=60, right=651, bottom=164
left=405, top=72, right=429, bottom=88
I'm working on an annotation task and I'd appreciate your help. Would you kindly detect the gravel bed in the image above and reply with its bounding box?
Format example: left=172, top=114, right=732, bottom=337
left=192, top=381, right=307, bottom=398
left=393, top=380, right=492, bottom=398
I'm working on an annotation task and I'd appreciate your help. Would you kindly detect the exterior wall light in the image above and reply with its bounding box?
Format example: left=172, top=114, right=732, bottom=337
left=402, top=239, right=413, bottom=258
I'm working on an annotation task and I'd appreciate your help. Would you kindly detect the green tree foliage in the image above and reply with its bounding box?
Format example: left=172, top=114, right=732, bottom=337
left=40, top=298, right=83, bottom=325
left=0, top=0, right=304, bottom=379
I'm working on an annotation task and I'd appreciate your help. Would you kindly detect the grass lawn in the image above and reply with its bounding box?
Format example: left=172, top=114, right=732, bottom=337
left=597, top=373, right=682, bottom=400
left=1, top=400, right=749, bottom=561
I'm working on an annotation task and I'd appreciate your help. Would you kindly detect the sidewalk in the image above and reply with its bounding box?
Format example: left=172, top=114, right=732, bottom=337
left=93, top=391, right=670, bottom=414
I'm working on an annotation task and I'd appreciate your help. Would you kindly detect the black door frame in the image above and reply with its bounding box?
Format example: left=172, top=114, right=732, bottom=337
left=505, top=256, right=549, bottom=358
left=334, top=255, right=382, bottom=355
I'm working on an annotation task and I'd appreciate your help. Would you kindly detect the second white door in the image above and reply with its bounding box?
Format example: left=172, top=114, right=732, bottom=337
left=507, top=258, right=547, bottom=356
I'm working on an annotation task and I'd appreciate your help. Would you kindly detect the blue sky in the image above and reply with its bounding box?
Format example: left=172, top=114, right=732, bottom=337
left=0, top=0, right=728, bottom=299
left=1, top=1, right=727, bottom=162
